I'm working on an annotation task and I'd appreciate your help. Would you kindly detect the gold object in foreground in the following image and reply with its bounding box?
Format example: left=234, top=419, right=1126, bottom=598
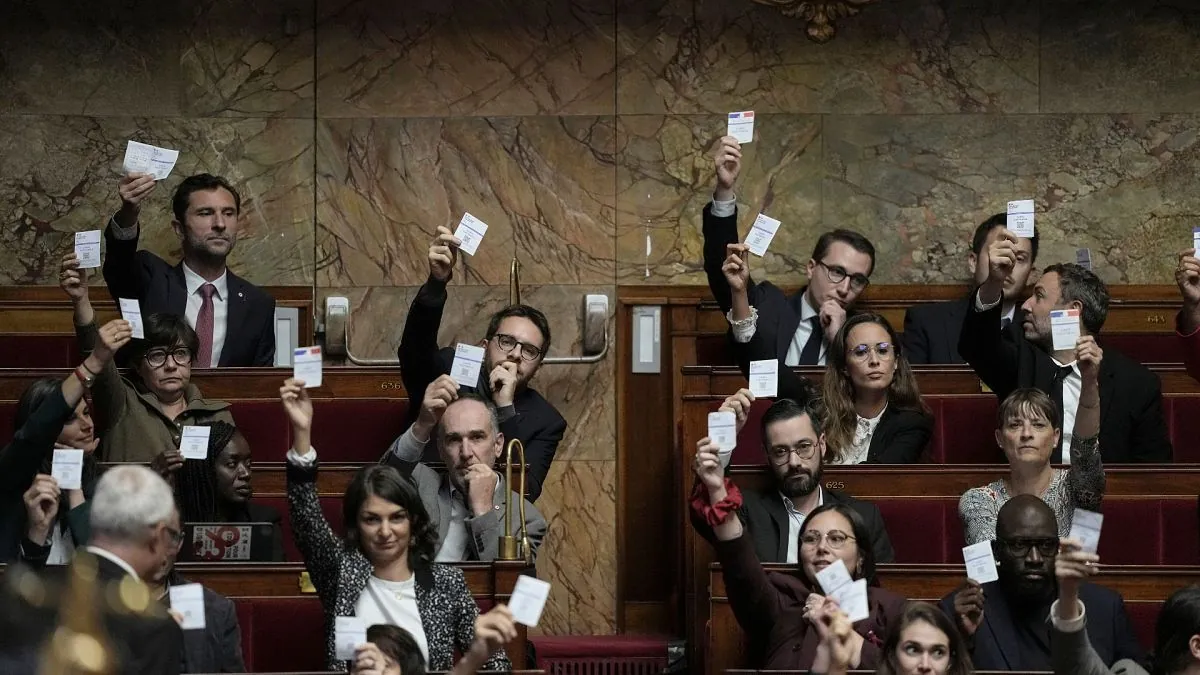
left=748, top=0, right=879, bottom=42
left=509, top=258, right=522, bottom=306
left=498, top=439, right=532, bottom=564
left=39, top=552, right=113, bottom=675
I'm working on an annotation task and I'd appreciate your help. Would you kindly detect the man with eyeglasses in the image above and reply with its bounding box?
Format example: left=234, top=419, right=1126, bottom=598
left=690, top=391, right=894, bottom=567
left=940, top=494, right=1142, bottom=671
left=704, top=136, right=876, bottom=369
left=394, top=226, right=567, bottom=502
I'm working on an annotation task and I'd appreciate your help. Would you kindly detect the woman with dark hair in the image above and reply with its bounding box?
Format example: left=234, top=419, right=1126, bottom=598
left=821, top=313, right=932, bottom=464
left=959, top=335, right=1106, bottom=545
left=61, top=253, right=233, bottom=464
left=0, top=320, right=126, bottom=561
left=815, top=602, right=973, bottom=675
left=352, top=606, right=518, bottom=675
left=280, top=378, right=510, bottom=672
left=691, top=436, right=907, bottom=670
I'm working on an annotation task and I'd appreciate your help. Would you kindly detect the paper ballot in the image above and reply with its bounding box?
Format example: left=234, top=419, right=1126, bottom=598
left=744, top=214, right=781, bottom=257
left=727, top=111, right=755, bottom=144
left=1069, top=508, right=1104, bottom=554
left=334, top=617, right=367, bottom=660
left=1076, top=248, right=1092, bottom=271
left=118, top=298, right=145, bottom=339
left=748, top=360, right=778, bottom=398
left=1050, top=309, right=1081, bottom=352
left=169, top=584, right=206, bottom=630
left=74, top=230, right=101, bottom=269
left=180, top=425, right=211, bottom=461
left=708, top=411, right=737, bottom=454
left=453, top=213, right=489, bottom=256
left=1007, top=199, right=1035, bottom=238
left=51, top=449, right=84, bottom=491
left=1193, top=227, right=1200, bottom=254
left=963, top=541, right=1000, bottom=584
left=293, top=346, right=323, bottom=388
left=815, top=559, right=869, bottom=622
left=451, top=343, right=486, bottom=388
left=123, top=140, right=180, bottom=181
left=509, top=575, right=552, bottom=627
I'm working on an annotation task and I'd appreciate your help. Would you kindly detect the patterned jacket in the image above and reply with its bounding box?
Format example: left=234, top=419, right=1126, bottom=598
left=287, top=461, right=511, bottom=671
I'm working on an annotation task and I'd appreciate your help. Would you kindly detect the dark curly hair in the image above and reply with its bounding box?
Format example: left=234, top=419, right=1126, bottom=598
left=343, top=465, right=438, bottom=570
left=176, top=420, right=240, bottom=523
left=366, top=624, right=427, bottom=675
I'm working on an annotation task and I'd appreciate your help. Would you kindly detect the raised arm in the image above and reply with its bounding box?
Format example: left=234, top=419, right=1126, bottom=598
left=1067, top=337, right=1105, bottom=510
left=101, top=173, right=157, bottom=302
left=958, top=230, right=1024, bottom=398
left=703, top=137, right=745, bottom=314
left=958, top=488, right=1000, bottom=546
left=62, top=254, right=131, bottom=433
left=451, top=605, right=519, bottom=675
left=449, top=569, right=511, bottom=671
left=399, top=227, right=460, bottom=426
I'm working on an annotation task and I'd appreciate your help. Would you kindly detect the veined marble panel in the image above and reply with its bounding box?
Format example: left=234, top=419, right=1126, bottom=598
left=0, top=115, right=314, bottom=285
left=615, top=0, right=1039, bottom=115
left=316, top=0, right=617, bottom=117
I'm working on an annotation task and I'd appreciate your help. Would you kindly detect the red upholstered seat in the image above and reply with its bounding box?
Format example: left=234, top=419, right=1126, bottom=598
left=234, top=596, right=325, bottom=672
left=0, top=335, right=78, bottom=368
left=1167, top=396, right=1200, bottom=463
left=1101, top=334, right=1185, bottom=365
left=230, top=400, right=292, bottom=460
left=305, top=399, right=409, bottom=463
left=874, top=498, right=962, bottom=564
left=532, top=635, right=670, bottom=675
left=1126, top=602, right=1163, bottom=652
left=929, top=396, right=1001, bottom=464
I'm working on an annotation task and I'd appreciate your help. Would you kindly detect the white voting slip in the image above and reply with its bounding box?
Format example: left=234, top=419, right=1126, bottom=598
left=962, top=541, right=999, bottom=584
left=169, top=584, right=206, bottom=630
left=727, top=111, right=755, bottom=144
left=123, top=140, right=180, bottom=181
left=451, top=343, right=485, bottom=388
left=293, top=346, right=323, bottom=388
left=1050, top=309, right=1081, bottom=352
left=708, top=411, right=737, bottom=454
left=453, top=213, right=489, bottom=256
left=180, top=425, right=211, bottom=461
left=1007, top=199, right=1035, bottom=238
left=51, top=449, right=84, bottom=491
left=1069, top=508, right=1103, bottom=554
left=74, top=230, right=101, bottom=269
left=334, top=616, right=366, bottom=661
left=118, top=298, right=145, bottom=339
left=815, top=559, right=868, bottom=622
left=748, top=360, right=778, bottom=398
left=744, top=213, right=781, bottom=257
left=509, top=575, right=552, bottom=627
left=1193, top=227, right=1200, bottom=254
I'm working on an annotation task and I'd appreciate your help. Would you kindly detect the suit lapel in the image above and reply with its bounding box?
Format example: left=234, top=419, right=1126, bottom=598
left=222, top=274, right=250, bottom=366
left=944, top=299, right=969, bottom=362
left=1098, top=358, right=1117, bottom=429
left=981, top=584, right=1020, bottom=669
left=169, top=264, right=189, bottom=316
left=779, top=287, right=808, bottom=360
left=761, top=492, right=791, bottom=561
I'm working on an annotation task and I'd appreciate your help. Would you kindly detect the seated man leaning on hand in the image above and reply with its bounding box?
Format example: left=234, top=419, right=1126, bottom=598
left=383, top=376, right=546, bottom=563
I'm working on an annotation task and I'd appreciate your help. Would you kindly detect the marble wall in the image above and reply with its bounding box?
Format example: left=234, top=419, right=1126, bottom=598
left=3, top=0, right=1199, bottom=635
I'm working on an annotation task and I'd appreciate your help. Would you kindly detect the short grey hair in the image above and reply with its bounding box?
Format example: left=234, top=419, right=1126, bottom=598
left=90, top=465, right=176, bottom=542
left=436, top=392, right=500, bottom=439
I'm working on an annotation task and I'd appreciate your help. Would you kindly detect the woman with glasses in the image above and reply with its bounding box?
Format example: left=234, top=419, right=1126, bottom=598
left=821, top=314, right=932, bottom=464
left=60, top=254, right=234, bottom=464
left=959, top=337, right=1106, bottom=545
left=691, top=436, right=907, bottom=670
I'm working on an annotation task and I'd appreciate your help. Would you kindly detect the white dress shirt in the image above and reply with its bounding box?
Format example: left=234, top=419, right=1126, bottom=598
left=356, top=575, right=429, bottom=663
left=782, top=488, right=825, bottom=564
left=435, top=476, right=501, bottom=562
left=181, top=263, right=229, bottom=368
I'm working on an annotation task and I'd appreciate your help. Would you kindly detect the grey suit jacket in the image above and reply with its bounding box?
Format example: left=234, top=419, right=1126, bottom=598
left=172, top=575, right=244, bottom=673
left=1050, top=610, right=1149, bottom=675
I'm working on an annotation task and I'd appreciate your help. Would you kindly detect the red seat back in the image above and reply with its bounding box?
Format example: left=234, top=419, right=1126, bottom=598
left=0, top=335, right=79, bottom=368
left=235, top=596, right=326, bottom=672
left=874, top=497, right=963, bottom=564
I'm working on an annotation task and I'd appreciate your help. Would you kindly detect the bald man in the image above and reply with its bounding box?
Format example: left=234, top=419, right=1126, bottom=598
left=939, top=495, right=1143, bottom=671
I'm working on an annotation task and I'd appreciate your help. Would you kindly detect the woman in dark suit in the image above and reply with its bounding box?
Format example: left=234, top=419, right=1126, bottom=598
left=821, top=314, right=932, bottom=464
left=280, top=378, right=510, bottom=672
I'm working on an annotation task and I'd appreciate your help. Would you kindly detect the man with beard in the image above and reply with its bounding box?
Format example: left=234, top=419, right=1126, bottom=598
left=397, top=226, right=566, bottom=502
left=387, top=385, right=546, bottom=562
left=960, top=231, right=1171, bottom=463
left=102, top=172, right=277, bottom=367
left=941, top=495, right=1143, bottom=671
left=691, top=391, right=894, bottom=566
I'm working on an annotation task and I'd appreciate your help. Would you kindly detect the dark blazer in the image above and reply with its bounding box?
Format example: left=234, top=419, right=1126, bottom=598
left=702, top=203, right=811, bottom=369
left=865, top=407, right=934, bottom=464
left=287, top=461, right=510, bottom=671
left=691, top=483, right=896, bottom=568
left=398, top=277, right=566, bottom=502
left=170, top=572, right=245, bottom=673
left=714, top=529, right=907, bottom=670
left=904, top=297, right=971, bottom=365
left=938, top=581, right=1144, bottom=671
left=102, top=225, right=276, bottom=367
left=958, top=295, right=1172, bottom=463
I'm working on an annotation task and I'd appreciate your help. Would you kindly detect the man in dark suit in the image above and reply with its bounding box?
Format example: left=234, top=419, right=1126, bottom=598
left=959, top=228, right=1171, bottom=463
left=903, top=213, right=1039, bottom=364
left=398, top=226, right=566, bottom=502
left=103, top=172, right=276, bottom=367
left=691, top=391, right=895, bottom=567
left=942, top=495, right=1143, bottom=671
left=703, top=135, right=875, bottom=369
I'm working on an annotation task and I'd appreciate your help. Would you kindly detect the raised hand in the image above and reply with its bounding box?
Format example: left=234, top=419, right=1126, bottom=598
left=92, top=319, right=133, bottom=366
left=415, top=374, right=459, bottom=438
left=118, top=172, right=157, bottom=209
left=473, top=605, right=519, bottom=655
left=1055, top=537, right=1099, bottom=620
left=692, top=438, right=725, bottom=493
left=1177, top=249, right=1200, bottom=332
left=489, top=361, right=519, bottom=407
left=722, top=244, right=750, bottom=293
left=713, top=137, right=743, bottom=201
left=279, top=378, right=313, bottom=432
left=350, top=642, right=388, bottom=675
left=1075, top=335, right=1104, bottom=382
left=951, top=580, right=985, bottom=637
left=819, top=299, right=848, bottom=343
left=719, top=388, right=755, bottom=435
left=463, top=463, right=498, bottom=517
left=429, top=225, right=461, bottom=282
left=23, top=475, right=61, bottom=544
left=59, top=253, right=89, bottom=302
left=151, top=449, right=185, bottom=481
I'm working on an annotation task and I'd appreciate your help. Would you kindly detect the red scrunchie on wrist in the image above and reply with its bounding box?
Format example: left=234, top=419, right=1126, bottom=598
left=690, top=478, right=744, bottom=528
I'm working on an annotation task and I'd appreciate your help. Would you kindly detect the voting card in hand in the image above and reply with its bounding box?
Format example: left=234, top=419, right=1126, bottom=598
left=123, top=140, right=180, bottom=180
left=1193, top=227, right=1200, bottom=254
left=1050, top=308, right=1081, bottom=352
left=293, top=346, right=323, bottom=388
left=454, top=213, right=489, bottom=256
left=963, top=541, right=999, bottom=584
left=168, top=584, right=206, bottom=630
left=1007, top=199, right=1035, bottom=238
left=744, top=213, right=781, bottom=257
left=335, top=617, right=366, bottom=661
left=1069, top=508, right=1103, bottom=554
left=509, top=575, right=552, bottom=627
left=180, top=425, right=211, bottom=460
left=727, top=111, right=755, bottom=144
left=748, top=359, right=778, bottom=398
left=815, top=558, right=854, bottom=596
left=74, top=230, right=101, bottom=269
left=708, top=411, right=737, bottom=454
left=51, top=449, right=84, bottom=491
left=833, top=578, right=870, bottom=623
left=118, top=298, right=145, bottom=339
left=451, top=343, right=485, bottom=388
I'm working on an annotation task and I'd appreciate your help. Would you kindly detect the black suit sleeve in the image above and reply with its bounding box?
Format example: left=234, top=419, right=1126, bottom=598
left=399, top=277, right=450, bottom=426
left=211, top=593, right=246, bottom=673
left=863, top=503, right=895, bottom=564
left=118, top=615, right=184, bottom=675
left=958, top=293, right=1020, bottom=399
left=702, top=203, right=741, bottom=314
left=251, top=295, right=277, bottom=366
left=902, top=307, right=932, bottom=365
left=870, top=410, right=933, bottom=464
left=503, top=410, right=565, bottom=503
left=1126, top=371, right=1172, bottom=463
left=101, top=223, right=157, bottom=303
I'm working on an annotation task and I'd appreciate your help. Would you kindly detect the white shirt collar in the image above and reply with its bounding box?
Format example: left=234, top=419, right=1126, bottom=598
left=799, top=293, right=818, bottom=321
left=780, top=486, right=824, bottom=517
left=181, top=262, right=228, bottom=300
left=85, top=545, right=140, bottom=580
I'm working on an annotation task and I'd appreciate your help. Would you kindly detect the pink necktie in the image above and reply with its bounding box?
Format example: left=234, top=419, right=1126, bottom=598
left=195, top=283, right=217, bottom=368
